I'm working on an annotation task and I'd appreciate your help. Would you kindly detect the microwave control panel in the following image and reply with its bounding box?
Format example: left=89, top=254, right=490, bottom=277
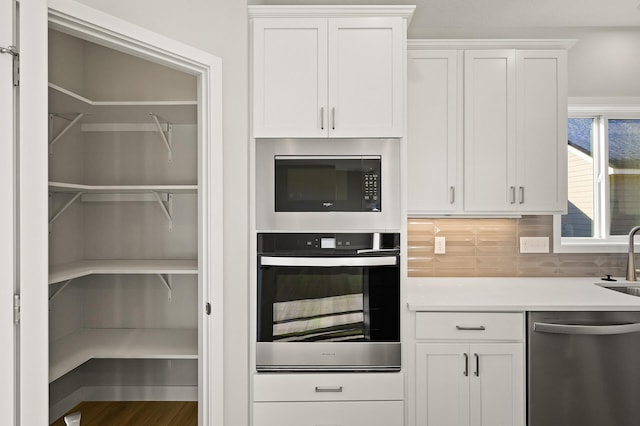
left=363, top=172, right=379, bottom=202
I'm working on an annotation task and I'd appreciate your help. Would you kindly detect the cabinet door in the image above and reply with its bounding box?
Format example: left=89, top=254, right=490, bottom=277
left=415, top=343, right=470, bottom=426
left=516, top=50, right=568, bottom=213
left=469, top=343, right=525, bottom=426
left=253, top=400, right=404, bottom=426
left=252, top=18, right=328, bottom=138
left=464, top=50, right=517, bottom=212
left=328, top=18, right=404, bottom=138
left=407, top=49, right=460, bottom=214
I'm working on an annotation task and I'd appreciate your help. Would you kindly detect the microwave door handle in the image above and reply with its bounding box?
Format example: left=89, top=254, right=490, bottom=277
left=260, top=256, right=397, bottom=267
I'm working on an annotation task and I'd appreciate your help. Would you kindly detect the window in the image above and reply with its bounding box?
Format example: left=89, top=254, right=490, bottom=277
left=554, top=103, right=640, bottom=253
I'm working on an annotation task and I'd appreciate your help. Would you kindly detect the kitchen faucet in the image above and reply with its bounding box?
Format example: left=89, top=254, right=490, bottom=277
left=627, top=225, right=640, bottom=281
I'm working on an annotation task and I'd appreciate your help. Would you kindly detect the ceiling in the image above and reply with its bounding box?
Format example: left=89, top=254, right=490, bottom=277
left=257, top=0, right=640, bottom=38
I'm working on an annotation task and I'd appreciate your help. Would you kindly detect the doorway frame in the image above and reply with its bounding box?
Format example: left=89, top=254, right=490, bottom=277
left=20, top=0, right=224, bottom=424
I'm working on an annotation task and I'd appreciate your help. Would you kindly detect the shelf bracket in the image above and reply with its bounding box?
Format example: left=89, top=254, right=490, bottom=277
left=49, top=191, right=83, bottom=226
left=49, top=113, right=84, bottom=154
left=156, top=274, right=173, bottom=301
left=153, top=191, right=173, bottom=230
left=150, top=113, right=173, bottom=162
left=49, top=279, right=74, bottom=302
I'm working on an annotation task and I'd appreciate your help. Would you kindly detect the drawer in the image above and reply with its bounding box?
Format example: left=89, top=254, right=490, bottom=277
left=253, top=372, right=404, bottom=402
left=415, top=312, right=524, bottom=341
left=253, top=400, right=404, bottom=426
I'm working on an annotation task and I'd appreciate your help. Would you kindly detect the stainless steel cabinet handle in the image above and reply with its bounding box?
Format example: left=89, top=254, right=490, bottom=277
left=510, top=186, right=516, bottom=204
left=474, top=353, right=479, bottom=377
left=331, top=107, right=335, bottom=130
left=463, top=353, right=469, bottom=376
left=534, top=321, right=640, bottom=335
left=519, top=186, right=525, bottom=204
left=315, top=386, right=343, bottom=393
left=450, top=186, right=455, bottom=204
left=320, top=107, right=324, bottom=130
left=456, top=325, right=486, bottom=331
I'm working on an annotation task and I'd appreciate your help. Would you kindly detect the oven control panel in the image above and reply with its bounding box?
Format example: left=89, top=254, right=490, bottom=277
left=258, top=233, right=400, bottom=254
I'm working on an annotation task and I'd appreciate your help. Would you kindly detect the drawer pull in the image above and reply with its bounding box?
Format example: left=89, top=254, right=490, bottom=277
left=315, top=386, right=343, bottom=393
left=456, top=325, right=486, bottom=331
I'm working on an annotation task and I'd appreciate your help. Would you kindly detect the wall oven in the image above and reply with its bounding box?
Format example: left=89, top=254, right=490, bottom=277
left=256, top=139, right=400, bottom=231
left=256, top=232, right=400, bottom=372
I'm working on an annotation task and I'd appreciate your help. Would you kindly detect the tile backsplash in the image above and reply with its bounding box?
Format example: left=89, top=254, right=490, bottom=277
left=408, top=215, right=627, bottom=277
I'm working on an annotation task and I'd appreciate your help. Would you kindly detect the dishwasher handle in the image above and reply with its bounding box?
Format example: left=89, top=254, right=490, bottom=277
left=534, top=321, right=640, bottom=335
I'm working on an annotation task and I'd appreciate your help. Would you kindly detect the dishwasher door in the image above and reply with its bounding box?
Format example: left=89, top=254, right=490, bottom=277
left=528, top=311, right=640, bottom=426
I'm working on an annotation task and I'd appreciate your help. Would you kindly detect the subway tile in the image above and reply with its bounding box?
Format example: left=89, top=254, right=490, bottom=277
left=476, top=245, right=519, bottom=256
left=407, top=215, right=621, bottom=278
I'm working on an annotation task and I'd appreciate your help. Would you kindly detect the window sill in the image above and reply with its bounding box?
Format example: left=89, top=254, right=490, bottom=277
left=553, top=239, right=632, bottom=254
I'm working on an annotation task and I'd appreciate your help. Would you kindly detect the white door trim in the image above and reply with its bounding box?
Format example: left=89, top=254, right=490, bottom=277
left=0, top=0, right=17, bottom=423
left=20, top=0, right=224, bottom=424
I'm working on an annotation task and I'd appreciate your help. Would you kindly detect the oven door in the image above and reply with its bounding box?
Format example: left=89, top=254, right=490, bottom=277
left=256, top=255, right=400, bottom=371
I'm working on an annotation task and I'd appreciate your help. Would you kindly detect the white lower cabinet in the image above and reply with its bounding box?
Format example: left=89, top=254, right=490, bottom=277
left=415, top=343, right=523, bottom=426
left=253, top=372, right=404, bottom=425
left=254, top=401, right=404, bottom=426
left=410, top=312, right=525, bottom=426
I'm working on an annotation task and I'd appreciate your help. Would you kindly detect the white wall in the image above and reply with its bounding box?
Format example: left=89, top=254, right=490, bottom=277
left=566, top=28, right=640, bottom=97
left=70, top=1, right=250, bottom=425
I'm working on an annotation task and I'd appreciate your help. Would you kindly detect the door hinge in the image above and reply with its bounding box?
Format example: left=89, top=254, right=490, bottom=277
left=205, top=302, right=211, bottom=315
left=13, top=294, right=20, bottom=325
left=0, top=45, right=19, bottom=86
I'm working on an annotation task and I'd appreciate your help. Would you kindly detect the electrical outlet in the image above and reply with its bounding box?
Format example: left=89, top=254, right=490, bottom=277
left=520, top=237, right=549, bottom=254
left=434, top=236, right=446, bottom=254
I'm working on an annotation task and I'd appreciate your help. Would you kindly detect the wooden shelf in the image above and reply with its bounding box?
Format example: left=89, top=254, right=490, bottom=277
left=49, top=328, right=197, bottom=383
left=49, top=259, right=198, bottom=285
left=48, top=181, right=198, bottom=194
left=49, top=83, right=197, bottom=125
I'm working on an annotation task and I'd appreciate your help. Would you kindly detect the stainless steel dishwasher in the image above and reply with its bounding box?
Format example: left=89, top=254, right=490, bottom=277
left=528, top=311, right=640, bottom=426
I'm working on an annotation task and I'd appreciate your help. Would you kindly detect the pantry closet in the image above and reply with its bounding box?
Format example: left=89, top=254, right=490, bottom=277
left=46, top=24, right=214, bottom=423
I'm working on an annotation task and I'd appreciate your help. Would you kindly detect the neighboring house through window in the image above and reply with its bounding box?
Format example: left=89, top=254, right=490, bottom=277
left=554, top=101, right=640, bottom=252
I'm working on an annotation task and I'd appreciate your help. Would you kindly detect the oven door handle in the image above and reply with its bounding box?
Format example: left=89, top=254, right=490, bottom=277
left=260, top=256, right=397, bottom=267
left=534, top=321, right=640, bottom=335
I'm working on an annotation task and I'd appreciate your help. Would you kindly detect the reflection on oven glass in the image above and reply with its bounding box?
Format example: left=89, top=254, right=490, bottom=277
left=273, top=293, right=365, bottom=342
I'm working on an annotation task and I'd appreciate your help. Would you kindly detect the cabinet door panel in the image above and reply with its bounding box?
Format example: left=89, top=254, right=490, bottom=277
left=416, top=343, right=470, bottom=426
left=469, top=343, right=524, bottom=426
left=464, top=50, right=516, bottom=212
left=516, top=50, right=568, bottom=212
left=328, top=18, right=403, bottom=138
left=253, top=400, right=403, bottom=426
left=253, top=18, right=328, bottom=138
left=407, top=50, right=459, bottom=213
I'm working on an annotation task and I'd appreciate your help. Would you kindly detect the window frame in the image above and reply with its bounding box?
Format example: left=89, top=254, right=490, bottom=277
left=554, top=98, right=640, bottom=253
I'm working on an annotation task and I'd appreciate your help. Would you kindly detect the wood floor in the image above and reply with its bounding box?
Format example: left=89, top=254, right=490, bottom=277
left=51, top=401, right=197, bottom=426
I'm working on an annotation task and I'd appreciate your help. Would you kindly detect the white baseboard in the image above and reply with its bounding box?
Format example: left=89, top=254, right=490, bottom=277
left=49, top=385, right=197, bottom=424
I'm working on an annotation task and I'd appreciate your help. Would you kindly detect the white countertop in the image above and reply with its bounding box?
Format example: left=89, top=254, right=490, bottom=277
left=406, top=277, right=640, bottom=311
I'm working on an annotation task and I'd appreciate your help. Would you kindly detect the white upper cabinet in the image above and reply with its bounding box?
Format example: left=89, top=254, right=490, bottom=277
left=408, top=49, right=460, bottom=214
left=515, top=50, right=568, bottom=212
left=464, top=49, right=517, bottom=212
left=465, top=48, right=568, bottom=214
left=250, top=6, right=414, bottom=138
left=252, top=18, right=328, bottom=138
left=327, top=18, right=404, bottom=138
left=408, top=40, right=573, bottom=215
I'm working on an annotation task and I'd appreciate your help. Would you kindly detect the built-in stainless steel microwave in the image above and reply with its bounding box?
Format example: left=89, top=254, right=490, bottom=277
left=256, top=139, right=400, bottom=231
